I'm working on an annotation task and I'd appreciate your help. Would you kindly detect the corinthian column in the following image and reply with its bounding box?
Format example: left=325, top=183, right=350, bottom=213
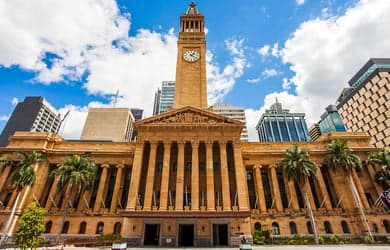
left=126, top=141, right=145, bottom=211
left=94, top=164, right=109, bottom=212
left=269, top=165, right=283, bottom=211
left=175, top=141, right=185, bottom=211
left=110, top=164, right=124, bottom=212
left=191, top=141, right=199, bottom=211
left=233, top=142, right=249, bottom=211
left=219, top=141, right=231, bottom=211
left=253, top=165, right=267, bottom=213
left=206, top=141, right=215, bottom=211
left=143, top=142, right=158, bottom=211
left=159, top=142, right=171, bottom=211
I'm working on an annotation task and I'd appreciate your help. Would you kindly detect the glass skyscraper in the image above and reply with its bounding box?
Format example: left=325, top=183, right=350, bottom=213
left=256, top=100, right=311, bottom=142
left=153, top=81, right=175, bottom=115
left=318, top=105, right=346, bottom=134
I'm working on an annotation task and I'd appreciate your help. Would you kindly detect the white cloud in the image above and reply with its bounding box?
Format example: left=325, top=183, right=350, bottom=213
left=11, top=97, right=18, bottom=106
left=271, top=43, right=281, bottom=58
left=0, top=115, right=9, bottom=121
left=296, top=0, right=305, bottom=6
left=282, top=77, right=292, bottom=90
left=246, top=0, right=390, bottom=140
left=0, top=0, right=130, bottom=83
left=262, top=68, right=279, bottom=78
left=257, top=44, right=270, bottom=57
left=246, top=78, right=261, bottom=84
left=207, top=39, right=248, bottom=104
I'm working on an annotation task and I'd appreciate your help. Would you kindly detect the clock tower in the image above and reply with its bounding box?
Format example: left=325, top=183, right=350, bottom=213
left=173, top=2, right=208, bottom=109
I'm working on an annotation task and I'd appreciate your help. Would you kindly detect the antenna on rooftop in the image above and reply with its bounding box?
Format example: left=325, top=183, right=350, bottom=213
left=113, top=90, right=119, bottom=107
left=57, top=109, right=70, bottom=135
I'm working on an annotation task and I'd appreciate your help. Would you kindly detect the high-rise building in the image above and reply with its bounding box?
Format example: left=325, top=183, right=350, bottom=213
left=309, top=123, right=321, bottom=141
left=256, top=100, right=311, bottom=142
left=81, top=108, right=134, bottom=142
left=153, top=89, right=161, bottom=115
left=131, top=108, right=143, bottom=121
left=318, top=105, right=346, bottom=134
left=337, top=58, right=390, bottom=148
left=153, top=81, right=175, bottom=115
left=0, top=3, right=387, bottom=248
left=0, top=96, right=60, bottom=146
left=211, top=104, right=248, bottom=141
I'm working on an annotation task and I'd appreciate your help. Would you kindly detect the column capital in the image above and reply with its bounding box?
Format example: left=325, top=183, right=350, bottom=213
left=219, top=140, right=227, bottom=146
left=116, top=164, right=125, bottom=169
left=205, top=140, right=214, bottom=145
left=191, top=140, right=200, bottom=146
left=269, top=164, right=278, bottom=169
left=177, top=141, right=186, bottom=146
left=149, top=140, right=158, bottom=145
left=101, top=164, right=110, bottom=168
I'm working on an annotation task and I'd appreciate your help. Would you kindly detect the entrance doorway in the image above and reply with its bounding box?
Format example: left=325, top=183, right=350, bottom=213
left=144, top=224, right=160, bottom=246
left=179, top=224, right=194, bottom=246
left=213, top=224, right=228, bottom=246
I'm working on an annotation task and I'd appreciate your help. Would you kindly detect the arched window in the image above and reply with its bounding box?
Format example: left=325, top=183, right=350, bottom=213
left=373, top=223, right=378, bottom=233
left=324, top=221, right=333, bottom=234
left=254, top=222, right=261, bottom=231
left=45, top=221, right=52, bottom=233
left=307, top=221, right=313, bottom=234
left=62, top=221, right=70, bottom=234
left=114, top=222, right=122, bottom=234
left=79, top=221, right=87, bottom=234
left=384, top=220, right=390, bottom=233
left=96, top=222, right=104, bottom=234
left=272, top=222, right=280, bottom=235
left=341, top=221, right=350, bottom=234
left=289, top=222, right=297, bottom=235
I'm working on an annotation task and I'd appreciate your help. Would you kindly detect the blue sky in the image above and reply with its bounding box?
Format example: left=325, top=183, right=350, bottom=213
left=0, top=0, right=389, bottom=140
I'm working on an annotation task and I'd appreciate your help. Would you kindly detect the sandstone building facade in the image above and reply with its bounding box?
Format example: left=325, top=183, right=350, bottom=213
left=0, top=3, right=389, bottom=247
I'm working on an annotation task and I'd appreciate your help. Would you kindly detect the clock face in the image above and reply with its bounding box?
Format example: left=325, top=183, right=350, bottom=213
left=183, top=50, right=200, bottom=62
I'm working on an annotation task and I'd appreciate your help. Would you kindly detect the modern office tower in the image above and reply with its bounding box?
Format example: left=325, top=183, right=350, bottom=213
left=309, top=123, right=321, bottom=141
left=130, top=108, right=143, bottom=121
left=153, top=89, right=161, bottom=115
left=153, top=81, right=175, bottom=115
left=337, top=58, right=390, bottom=148
left=0, top=96, right=60, bottom=146
left=211, top=104, right=248, bottom=141
left=256, top=100, right=311, bottom=142
left=318, top=105, right=346, bottom=134
left=80, top=108, right=134, bottom=142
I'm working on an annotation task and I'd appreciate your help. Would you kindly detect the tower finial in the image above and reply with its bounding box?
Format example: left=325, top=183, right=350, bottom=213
left=186, top=2, right=199, bottom=14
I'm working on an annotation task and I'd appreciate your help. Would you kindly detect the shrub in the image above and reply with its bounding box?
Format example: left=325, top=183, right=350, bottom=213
left=318, top=236, right=325, bottom=244
left=364, top=235, right=374, bottom=244
left=252, top=229, right=265, bottom=245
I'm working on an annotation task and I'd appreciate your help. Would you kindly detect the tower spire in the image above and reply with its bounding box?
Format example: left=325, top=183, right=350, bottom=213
left=186, top=2, right=199, bottom=15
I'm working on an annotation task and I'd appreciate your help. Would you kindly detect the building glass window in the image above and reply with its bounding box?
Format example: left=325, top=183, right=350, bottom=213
left=287, top=120, right=299, bottom=141
left=289, top=222, right=298, bottom=235
left=271, top=121, right=281, bottom=142
left=272, top=222, right=280, bottom=235
left=279, top=120, right=290, bottom=141
left=341, top=221, right=350, bottom=234
left=79, top=221, right=87, bottom=234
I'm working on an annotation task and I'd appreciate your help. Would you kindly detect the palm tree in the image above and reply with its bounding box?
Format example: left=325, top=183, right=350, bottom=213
left=367, top=148, right=390, bottom=190
left=50, top=154, right=96, bottom=244
left=278, top=145, right=319, bottom=244
left=0, top=151, right=46, bottom=246
left=0, top=154, right=10, bottom=167
left=325, top=139, right=374, bottom=241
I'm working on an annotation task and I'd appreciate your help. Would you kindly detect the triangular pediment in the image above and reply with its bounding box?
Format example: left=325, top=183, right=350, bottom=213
left=136, top=106, right=243, bottom=126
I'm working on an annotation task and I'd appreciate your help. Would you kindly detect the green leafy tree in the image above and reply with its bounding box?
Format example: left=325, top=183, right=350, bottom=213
left=278, top=145, right=319, bottom=244
left=50, top=154, right=97, bottom=244
left=367, top=148, right=390, bottom=190
left=14, top=202, right=47, bottom=250
left=0, top=151, right=45, bottom=246
left=325, top=139, right=373, bottom=241
left=0, top=154, right=10, bottom=167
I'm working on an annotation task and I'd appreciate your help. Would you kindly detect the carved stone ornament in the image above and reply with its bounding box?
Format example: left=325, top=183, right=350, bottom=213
left=153, top=111, right=232, bottom=124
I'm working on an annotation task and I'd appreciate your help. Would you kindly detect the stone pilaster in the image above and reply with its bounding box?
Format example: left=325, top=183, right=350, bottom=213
left=143, top=142, right=158, bottom=211
left=126, top=142, right=145, bottom=210
left=45, top=177, right=59, bottom=209
left=159, top=142, right=171, bottom=211
left=0, top=165, right=11, bottom=192
left=219, top=141, right=231, bottom=211
left=26, top=162, right=50, bottom=206
left=110, top=164, right=124, bottom=212
left=351, top=169, right=370, bottom=209
left=233, top=142, right=249, bottom=211
left=367, top=164, right=382, bottom=197
left=94, top=164, right=109, bottom=212
left=305, top=181, right=317, bottom=211
left=286, top=177, right=300, bottom=211
left=253, top=165, right=267, bottom=213
left=316, top=166, right=333, bottom=210
left=175, top=141, right=185, bottom=211
left=191, top=141, right=199, bottom=211
left=269, top=165, right=283, bottom=211
left=206, top=141, right=215, bottom=211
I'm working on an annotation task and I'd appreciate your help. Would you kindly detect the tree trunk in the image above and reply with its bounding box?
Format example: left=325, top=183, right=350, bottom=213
left=302, top=185, right=319, bottom=244
left=0, top=192, right=21, bottom=246
left=347, top=173, right=374, bottom=241
left=56, top=188, right=72, bottom=245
